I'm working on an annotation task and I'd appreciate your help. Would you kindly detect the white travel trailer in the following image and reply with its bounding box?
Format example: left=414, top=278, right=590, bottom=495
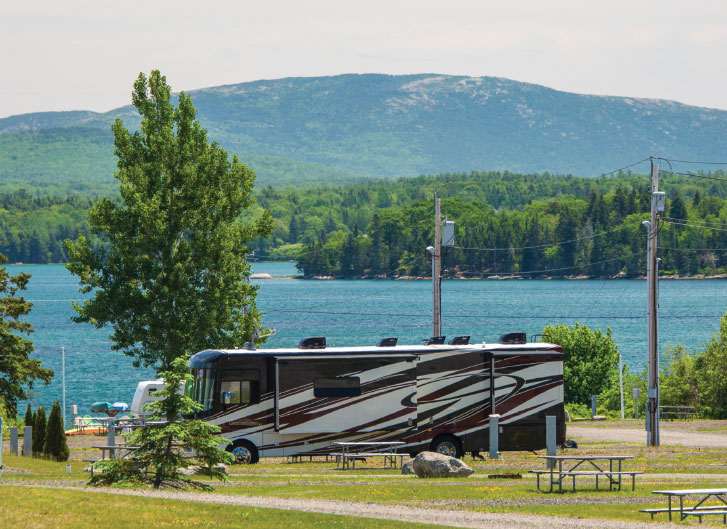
left=130, top=379, right=166, bottom=417
left=186, top=333, right=565, bottom=463
left=130, top=379, right=185, bottom=417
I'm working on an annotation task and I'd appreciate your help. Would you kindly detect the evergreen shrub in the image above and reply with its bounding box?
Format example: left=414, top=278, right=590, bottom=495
left=24, top=403, right=33, bottom=427
left=43, top=401, right=69, bottom=461
left=32, top=406, right=46, bottom=456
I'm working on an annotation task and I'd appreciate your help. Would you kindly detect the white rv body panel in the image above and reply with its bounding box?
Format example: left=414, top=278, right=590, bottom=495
left=130, top=379, right=165, bottom=417
left=130, top=379, right=185, bottom=417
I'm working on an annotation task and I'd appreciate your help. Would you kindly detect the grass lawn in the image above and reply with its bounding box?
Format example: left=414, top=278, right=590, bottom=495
left=3, top=426, right=727, bottom=527
left=0, top=486, right=451, bottom=529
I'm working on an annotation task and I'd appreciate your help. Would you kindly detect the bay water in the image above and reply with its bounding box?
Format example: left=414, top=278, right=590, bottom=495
left=8, top=262, right=727, bottom=418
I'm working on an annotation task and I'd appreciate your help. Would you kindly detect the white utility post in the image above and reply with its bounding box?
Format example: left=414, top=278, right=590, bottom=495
left=62, top=346, right=66, bottom=429
left=619, top=353, right=624, bottom=420
left=645, top=157, right=665, bottom=447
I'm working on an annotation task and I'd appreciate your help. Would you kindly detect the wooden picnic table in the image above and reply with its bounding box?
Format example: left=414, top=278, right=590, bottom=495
left=644, top=488, right=727, bottom=522
left=531, top=455, right=641, bottom=492
left=333, top=441, right=405, bottom=470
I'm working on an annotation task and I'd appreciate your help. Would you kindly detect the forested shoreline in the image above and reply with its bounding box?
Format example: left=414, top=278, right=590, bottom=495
left=3, top=169, right=727, bottom=279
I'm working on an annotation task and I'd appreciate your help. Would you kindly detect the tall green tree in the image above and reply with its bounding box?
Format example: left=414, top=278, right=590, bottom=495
left=65, top=71, right=273, bottom=370
left=542, top=322, right=620, bottom=405
left=0, top=252, right=53, bottom=417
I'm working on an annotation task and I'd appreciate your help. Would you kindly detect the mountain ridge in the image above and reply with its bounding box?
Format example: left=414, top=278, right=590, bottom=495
left=2, top=73, right=726, bottom=186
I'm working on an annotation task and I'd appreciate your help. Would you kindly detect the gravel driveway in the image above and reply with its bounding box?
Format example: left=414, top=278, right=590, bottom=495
left=568, top=419, right=727, bottom=448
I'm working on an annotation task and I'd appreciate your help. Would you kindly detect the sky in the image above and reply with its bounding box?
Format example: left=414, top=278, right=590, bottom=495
left=2, top=0, right=726, bottom=119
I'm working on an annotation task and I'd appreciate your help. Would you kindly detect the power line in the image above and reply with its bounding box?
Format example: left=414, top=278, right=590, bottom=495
left=661, top=158, right=727, bottom=166
left=324, top=277, right=420, bottom=307
left=453, top=256, right=636, bottom=277
left=662, top=219, right=727, bottom=234
left=454, top=225, right=635, bottom=252
left=661, top=169, right=727, bottom=184
left=663, top=217, right=727, bottom=229
left=263, top=308, right=721, bottom=320
left=598, top=158, right=651, bottom=177
left=659, top=246, right=727, bottom=253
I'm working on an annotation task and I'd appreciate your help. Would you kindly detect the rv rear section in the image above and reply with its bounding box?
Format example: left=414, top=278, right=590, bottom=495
left=186, top=336, right=564, bottom=463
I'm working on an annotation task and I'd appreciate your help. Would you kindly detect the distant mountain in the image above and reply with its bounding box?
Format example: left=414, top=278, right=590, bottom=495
left=2, top=74, right=727, bottom=188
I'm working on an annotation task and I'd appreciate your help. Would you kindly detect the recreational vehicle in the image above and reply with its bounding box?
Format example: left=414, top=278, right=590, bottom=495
left=186, top=334, right=565, bottom=463
left=130, top=379, right=184, bottom=417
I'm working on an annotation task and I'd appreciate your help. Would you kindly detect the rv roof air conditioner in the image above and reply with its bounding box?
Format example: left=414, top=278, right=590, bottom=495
left=449, top=335, right=470, bottom=345
left=498, top=332, right=527, bottom=345
left=424, top=336, right=446, bottom=345
left=298, top=336, right=326, bottom=349
left=377, top=337, right=398, bottom=347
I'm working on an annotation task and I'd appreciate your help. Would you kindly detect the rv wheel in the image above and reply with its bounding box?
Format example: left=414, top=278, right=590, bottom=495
left=228, top=440, right=259, bottom=464
left=430, top=435, right=463, bottom=459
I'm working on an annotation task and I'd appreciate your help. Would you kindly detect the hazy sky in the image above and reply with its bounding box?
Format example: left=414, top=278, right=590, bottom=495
left=2, top=1, right=726, bottom=118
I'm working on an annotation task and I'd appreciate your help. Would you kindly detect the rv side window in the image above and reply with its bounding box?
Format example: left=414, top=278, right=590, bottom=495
left=220, top=369, right=260, bottom=405
left=314, top=377, right=361, bottom=398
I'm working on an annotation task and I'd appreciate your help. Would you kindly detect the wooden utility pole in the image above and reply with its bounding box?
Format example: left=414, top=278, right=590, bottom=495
left=647, top=157, right=660, bottom=447
left=433, top=195, right=442, bottom=337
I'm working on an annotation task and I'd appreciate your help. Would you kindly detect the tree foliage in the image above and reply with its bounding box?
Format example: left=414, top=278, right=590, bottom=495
left=24, top=403, right=33, bottom=427
left=90, top=356, right=233, bottom=489
left=543, top=322, right=620, bottom=406
left=32, top=406, right=46, bottom=456
left=0, top=251, right=53, bottom=417
left=43, top=401, right=69, bottom=461
left=65, top=71, right=273, bottom=370
left=693, top=316, right=727, bottom=418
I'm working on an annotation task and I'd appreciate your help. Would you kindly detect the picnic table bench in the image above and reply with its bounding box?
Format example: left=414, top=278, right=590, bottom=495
left=642, top=488, right=727, bottom=522
left=333, top=441, right=405, bottom=470
left=83, top=444, right=140, bottom=476
left=530, top=455, right=641, bottom=492
left=285, top=451, right=335, bottom=463
left=659, top=406, right=697, bottom=420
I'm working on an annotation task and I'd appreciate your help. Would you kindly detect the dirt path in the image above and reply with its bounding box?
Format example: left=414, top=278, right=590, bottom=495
left=2, top=482, right=678, bottom=529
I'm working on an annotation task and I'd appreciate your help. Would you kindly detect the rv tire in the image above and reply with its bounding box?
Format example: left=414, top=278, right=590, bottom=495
left=228, top=440, right=259, bottom=464
left=430, top=434, right=464, bottom=459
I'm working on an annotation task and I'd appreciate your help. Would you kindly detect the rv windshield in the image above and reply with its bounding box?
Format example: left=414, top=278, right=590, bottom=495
left=186, top=366, right=216, bottom=413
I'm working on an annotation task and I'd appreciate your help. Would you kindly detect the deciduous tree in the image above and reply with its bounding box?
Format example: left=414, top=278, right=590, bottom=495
left=542, top=322, right=620, bottom=405
left=694, top=314, right=727, bottom=418
left=65, top=71, right=273, bottom=370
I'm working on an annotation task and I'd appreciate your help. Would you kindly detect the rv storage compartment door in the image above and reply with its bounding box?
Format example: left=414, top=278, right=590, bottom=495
left=275, top=355, right=417, bottom=434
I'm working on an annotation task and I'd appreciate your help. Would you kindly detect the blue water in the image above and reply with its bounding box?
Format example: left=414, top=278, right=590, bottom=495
left=7, top=263, right=727, bottom=418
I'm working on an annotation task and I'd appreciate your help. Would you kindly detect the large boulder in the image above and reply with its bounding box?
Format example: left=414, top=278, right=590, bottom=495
left=410, top=451, right=474, bottom=478
left=401, top=458, right=416, bottom=475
